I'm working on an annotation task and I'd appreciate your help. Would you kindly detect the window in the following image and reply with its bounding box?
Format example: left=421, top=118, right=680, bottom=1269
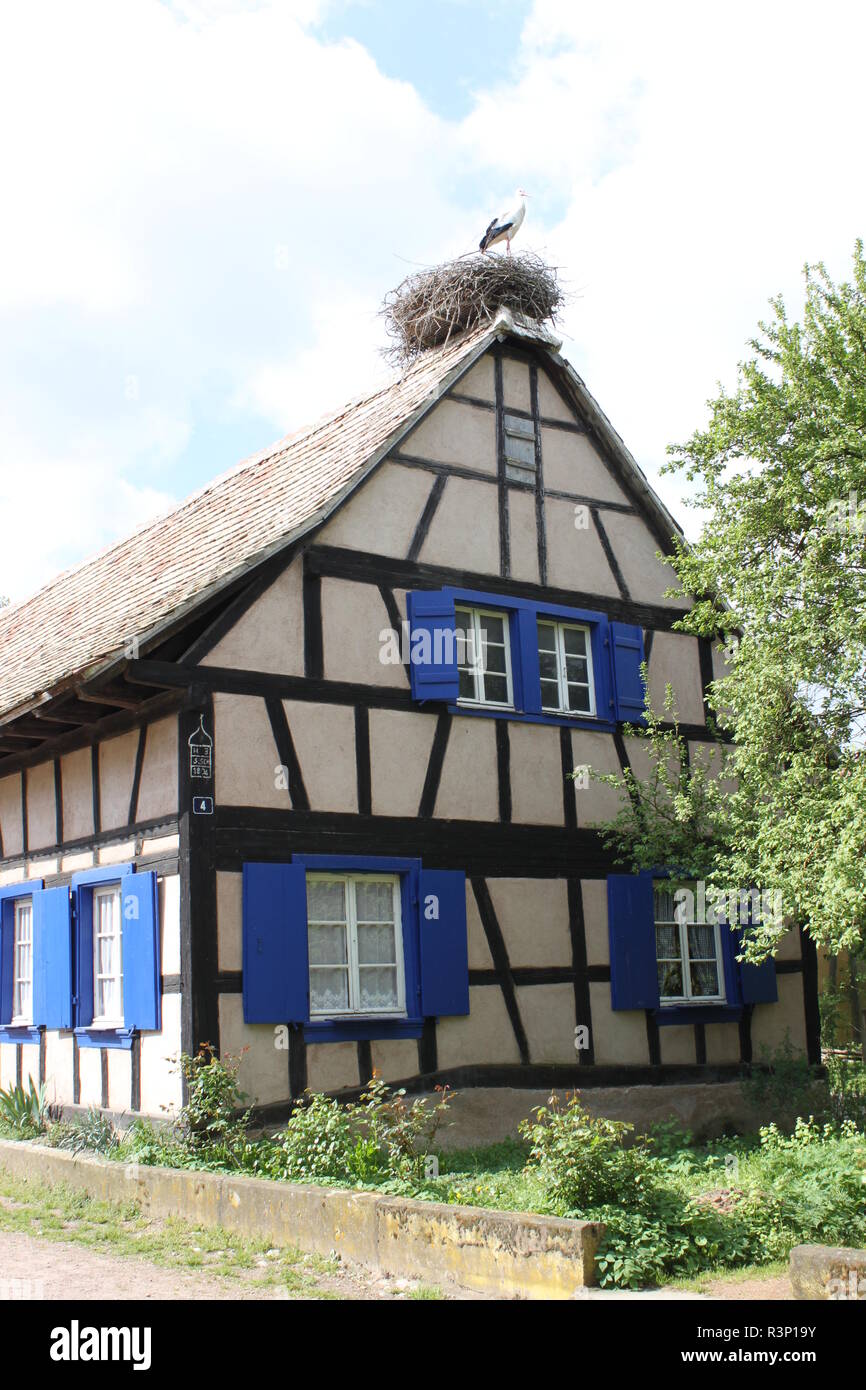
left=654, top=881, right=724, bottom=1003
left=537, top=619, right=596, bottom=716
left=12, top=898, right=33, bottom=1024
left=455, top=605, right=513, bottom=708
left=92, top=884, right=124, bottom=1026
left=306, top=873, right=405, bottom=1018
left=503, top=412, right=536, bottom=484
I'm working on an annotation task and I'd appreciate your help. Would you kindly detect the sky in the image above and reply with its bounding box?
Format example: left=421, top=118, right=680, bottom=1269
left=1, top=0, right=865, bottom=602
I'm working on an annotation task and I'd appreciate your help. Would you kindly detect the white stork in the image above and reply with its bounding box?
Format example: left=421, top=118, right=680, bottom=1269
left=479, top=189, right=529, bottom=255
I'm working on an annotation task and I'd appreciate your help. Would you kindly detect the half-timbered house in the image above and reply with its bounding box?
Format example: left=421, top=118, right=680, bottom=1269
left=0, top=309, right=819, bottom=1138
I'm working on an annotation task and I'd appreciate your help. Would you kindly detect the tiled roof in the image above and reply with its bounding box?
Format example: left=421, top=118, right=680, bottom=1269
left=0, top=321, right=499, bottom=722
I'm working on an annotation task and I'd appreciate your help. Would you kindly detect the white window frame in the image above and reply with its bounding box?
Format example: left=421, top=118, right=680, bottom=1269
left=537, top=618, right=597, bottom=717
left=654, top=880, right=726, bottom=1005
left=307, top=873, right=406, bottom=1020
left=11, top=897, right=33, bottom=1026
left=92, top=883, right=124, bottom=1028
left=455, top=605, right=514, bottom=709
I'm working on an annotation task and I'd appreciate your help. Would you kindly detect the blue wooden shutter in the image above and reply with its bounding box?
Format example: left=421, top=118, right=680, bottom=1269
left=33, top=886, right=74, bottom=1029
left=243, top=862, right=309, bottom=1024
left=0, top=901, right=13, bottom=1025
left=74, top=887, right=95, bottom=1027
left=719, top=922, right=744, bottom=1006
left=607, top=872, right=659, bottom=1010
left=418, top=869, right=469, bottom=1017
left=122, top=872, right=161, bottom=1031
left=739, top=940, right=778, bottom=1004
left=406, top=590, right=459, bottom=703
left=610, top=623, right=646, bottom=723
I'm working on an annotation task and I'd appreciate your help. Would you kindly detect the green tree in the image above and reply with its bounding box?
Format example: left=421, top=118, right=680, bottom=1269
left=647, top=243, right=866, bottom=959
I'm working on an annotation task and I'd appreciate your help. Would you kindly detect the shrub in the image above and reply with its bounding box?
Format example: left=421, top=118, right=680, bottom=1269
left=520, top=1092, right=657, bottom=1213
left=0, top=1077, right=49, bottom=1137
left=268, top=1092, right=357, bottom=1183
left=352, top=1076, right=455, bottom=1181
left=176, top=1045, right=251, bottom=1166
left=46, top=1108, right=120, bottom=1155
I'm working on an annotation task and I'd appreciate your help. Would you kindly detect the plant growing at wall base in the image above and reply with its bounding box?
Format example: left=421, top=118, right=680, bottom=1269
left=176, top=1045, right=252, bottom=1166
left=520, top=1092, right=657, bottom=1212
left=0, top=1077, right=49, bottom=1136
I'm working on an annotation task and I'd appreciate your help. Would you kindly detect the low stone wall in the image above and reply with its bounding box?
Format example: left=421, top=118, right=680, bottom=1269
left=0, top=1139, right=602, bottom=1299
left=789, top=1244, right=866, bottom=1300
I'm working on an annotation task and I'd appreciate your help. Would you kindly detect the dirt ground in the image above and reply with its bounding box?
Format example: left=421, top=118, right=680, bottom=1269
left=0, top=1226, right=795, bottom=1301
left=0, top=1228, right=481, bottom=1301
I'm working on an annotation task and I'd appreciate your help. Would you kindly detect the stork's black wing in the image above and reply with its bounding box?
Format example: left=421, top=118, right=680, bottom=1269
left=479, top=216, right=513, bottom=252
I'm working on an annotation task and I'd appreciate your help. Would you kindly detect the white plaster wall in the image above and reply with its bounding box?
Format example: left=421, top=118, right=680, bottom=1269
left=139, top=993, right=183, bottom=1117
left=581, top=879, right=609, bottom=965
left=589, top=981, right=651, bottom=1065
left=202, top=560, right=304, bottom=676
left=434, top=717, right=498, bottom=821
left=487, top=878, right=571, bottom=968
left=537, top=368, right=575, bottom=423
left=600, top=511, right=685, bottom=606
left=217, top=870, right=242, bottom=973
left=569, top=729, right=627, bottom=824
left=282, top=700, right=357, bottom=814
left=0, top=774, right=23, bottom=858
left=466, top=880, right=495, bottom=968
left=507, top=488, right=539, bottom=584
left=751, top=974, right=808, bottom=1056
left=219, top=994, right=289, bottom=1106
left=44, top=1032, right=74, bottom=1108
left=214, top=693, right=286, bottom=808
left=321, top=578, right=405, bottom=688
left=26, top=761, right=55, bottom=851
left=99, top=730, right=139, bottom=831
left=78, top=1048, right=102, bottom=1108
left=369, top=1038, right=419, bottom=1083
left=437, top=987, right=521, bottom=1069
left=508, top=722, right=566, bottom=826
left=419, top=476, right=500, bottom=572
left=136, top=717, right=178, bottom=821
left=456, top=355, right=495, bottom=401
left=306, top=1041, right=359, bottom=1094
left=159, top=874, right=181, bottom=978
left=59, top=747, right=94, bottom=842
left=402, top=398, right=497, bottom=475
left=544, top=496, right=621, bottom=596
left=317, top=461, right=432, bottom=557
left=501, top=357, right=532, bottom=412
left=107, top=1049, right=132, bottom=1112
left=518, top=983, right=577, bottom=1063
left=541, top=430, right=629, bottom=503
left=369, top=708, right=437, bottom=818
left=647, top=632, right=706, bottom=725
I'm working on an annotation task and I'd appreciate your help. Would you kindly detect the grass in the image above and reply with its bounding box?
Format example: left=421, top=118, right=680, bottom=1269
left=0, top=1170, right=338, bottom=1298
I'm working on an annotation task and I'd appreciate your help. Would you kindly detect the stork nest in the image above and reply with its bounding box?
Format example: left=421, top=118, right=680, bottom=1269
left=381, top=252, right=564, bottom=364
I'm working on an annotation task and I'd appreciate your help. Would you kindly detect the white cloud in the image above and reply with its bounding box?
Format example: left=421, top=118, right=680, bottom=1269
left=1, top=0, right=865, bottom=601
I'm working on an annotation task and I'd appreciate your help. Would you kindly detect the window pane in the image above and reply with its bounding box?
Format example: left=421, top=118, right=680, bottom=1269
left=566, top=683, right=591, bottom=713
left=689, top=960, right=720, bottom=997
left=357, top=922, right=397, bottom=965
left=483, top=674, right=509, bottom=704
left=562, top=626, right=587, bottom=658
left=540, top=678, right=560, bottom=710
left=538, top=649, right=558, bottom=680
left=310, top=967, right=350, bottom=1013
left=483, top=641, right=507, bottom=675
left=358, top=966, right=398, bottom=1011
left=654, top=885, right=677, bottom=922
left=687, top=924, right=716, bottom=961
left=308, top=924, right=347, bottom=965
left=658, top=961, right=683, bottom=997
left=354, top=881, right=394, bottom=923
left=536, top=621, right=556, bottom=653
left=478, top=613, right=505, bottom=646
left=307, top=880, right=346, bottom=923
left=655, top=924, right=681, bottom=959
left=458, top=667, right=476, bottom=700
left=565, top=655, right=588, bottom=684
